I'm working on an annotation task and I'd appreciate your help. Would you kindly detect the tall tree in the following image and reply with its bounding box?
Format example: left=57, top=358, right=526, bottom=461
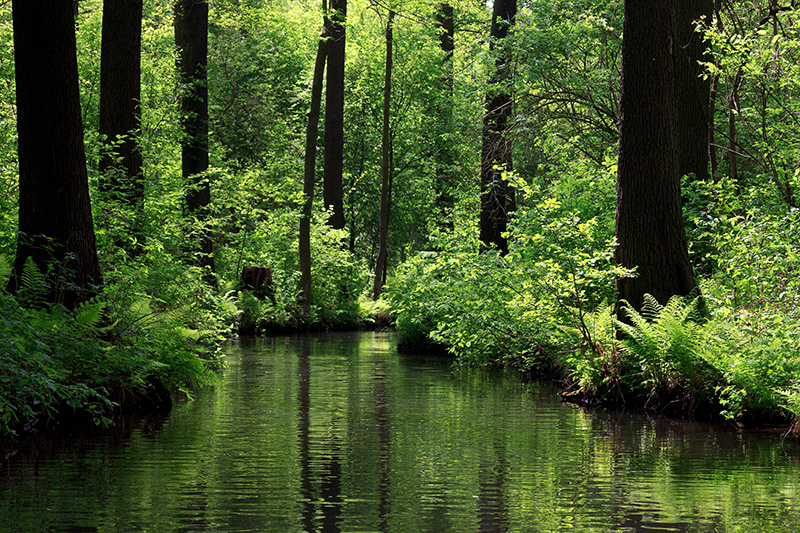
left=480, top=0, right=516, bottom=255
left=434, top=3, right=456, bottom=226
left=616, top=0, right=699, bottom=315
left=299, top=7, right=330, bottom=312
left=675, top=0, right=714, bottom=182
left=372, top=8, right=396, bottom=300
left=99, top=0, right=144, bottom=257
left=9, top=0, right=102, bottom=308
left=175, top=0, right=214, bottom=275
left=323, top=0, right=347, bottom=230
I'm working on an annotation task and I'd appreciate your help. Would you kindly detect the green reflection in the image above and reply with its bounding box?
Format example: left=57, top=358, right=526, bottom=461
left=1, top=332, right=799, bottom=532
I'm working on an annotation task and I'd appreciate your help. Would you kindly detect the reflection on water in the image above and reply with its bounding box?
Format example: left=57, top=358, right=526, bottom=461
left=2, top=332, right=800, bottom=532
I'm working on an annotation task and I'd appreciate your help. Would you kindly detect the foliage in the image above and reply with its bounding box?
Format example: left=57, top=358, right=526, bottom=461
left=0, top=251, right=226, bottom=438
left=390, top=164, right=627, bottom=370
left=701, top=3, right=800, bottom=206
left=614, top=295, right=720, bottom=412
left=0, top=0, right=799, bottom=435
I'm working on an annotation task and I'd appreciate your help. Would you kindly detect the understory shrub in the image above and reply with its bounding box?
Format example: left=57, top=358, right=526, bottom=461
left=0, top=254, right=226, bottom=438
left=389, top=170, right=628, bottom=370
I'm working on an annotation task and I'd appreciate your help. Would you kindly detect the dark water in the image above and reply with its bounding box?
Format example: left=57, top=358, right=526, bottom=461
left=2, top=332, right=800, bottom=532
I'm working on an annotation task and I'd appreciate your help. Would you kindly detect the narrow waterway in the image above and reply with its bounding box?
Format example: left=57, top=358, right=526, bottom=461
left=2, top=332, right=800, bottom=532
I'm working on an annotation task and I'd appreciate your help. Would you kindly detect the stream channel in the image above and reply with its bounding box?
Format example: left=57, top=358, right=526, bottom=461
left=2, top=331, right=800, bottom=532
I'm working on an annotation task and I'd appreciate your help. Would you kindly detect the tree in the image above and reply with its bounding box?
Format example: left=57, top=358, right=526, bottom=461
left=175, top=0, right=214, bottom=276
left=372, top=8, right=396, bottom=300
left=323, top=0, right=347, bottom=230
left=99, top=0, right=144, bottom=257
left=9, top=0, right=102, bottom=308
left=480, top=0, right=516, bottom=255
left=433, top=3, right=456, bottom=226
left=615, top=0, right=699, bottom=316
left=299, top=6, right=330, bottom=312
left=675, top=0, right=713, bottom=182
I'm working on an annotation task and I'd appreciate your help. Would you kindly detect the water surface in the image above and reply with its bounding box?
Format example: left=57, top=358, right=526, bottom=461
left=2, top=332, right=799, bottom=532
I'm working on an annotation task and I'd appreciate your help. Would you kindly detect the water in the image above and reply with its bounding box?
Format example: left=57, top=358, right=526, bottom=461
left=2, top=332, right=800, bottom=532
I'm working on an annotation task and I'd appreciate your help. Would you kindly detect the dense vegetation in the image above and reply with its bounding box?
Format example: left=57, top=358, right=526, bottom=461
left=1, top=0, right=799, bottom=438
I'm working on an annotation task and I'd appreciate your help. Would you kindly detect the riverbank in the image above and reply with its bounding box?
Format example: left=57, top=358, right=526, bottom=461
left=387, top=247, right=800, bottom=435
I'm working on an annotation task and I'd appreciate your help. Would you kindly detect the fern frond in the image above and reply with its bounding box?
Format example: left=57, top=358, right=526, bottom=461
left=17, top=256, right=48, bottom=307
left=640, top=293, right=663, bottom=321
left=0, top=254, right=11, bottom=288
left=74, top=299, right=107, bottom=331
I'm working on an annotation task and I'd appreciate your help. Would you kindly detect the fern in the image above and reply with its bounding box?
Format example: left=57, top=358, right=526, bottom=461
left=616, top=294, right=718, bottom=408
left=17, top=256, right=48, bottom=307
left=73, top=299, right=107, bottom=331
left=0, top=253, right=10, bottom=288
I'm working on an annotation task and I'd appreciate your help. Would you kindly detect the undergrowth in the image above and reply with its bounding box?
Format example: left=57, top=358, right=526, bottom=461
left=0, top=253, right=226, bottom=439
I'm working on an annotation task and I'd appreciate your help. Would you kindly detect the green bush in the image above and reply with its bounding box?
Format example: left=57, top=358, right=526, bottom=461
left=0, top=254, right=226, bottom=437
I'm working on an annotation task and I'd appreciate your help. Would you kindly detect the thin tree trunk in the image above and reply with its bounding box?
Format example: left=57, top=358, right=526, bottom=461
left=99, top=0, right=144, bottom=257
left=709, top=70, right=719, bottom=182
left=480, top=0, right=516, bottom=255
left=299, top=17, right=329, bottom=312
left=175, top=0, right=214, bottom=277
left=616, top=0, right=699, bottom=317
left=728, top=67, right=742, bottom=193
left=323, top=0, right=347, bottom=229
left=10, top=0, right=102, bottom=308
left=372, top=9, right=395, bottom=301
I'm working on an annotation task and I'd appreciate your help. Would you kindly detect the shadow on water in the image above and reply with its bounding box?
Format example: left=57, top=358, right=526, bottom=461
left=1, top=332, right=800, bottom=532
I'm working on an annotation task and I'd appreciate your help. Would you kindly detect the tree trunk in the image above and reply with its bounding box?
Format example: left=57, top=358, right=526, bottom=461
left=99, top=0, right=144, bottom=257
left=372, top=9, right=395, bottom=301
left=675, top=0, right=713, bottom=182
left=480, top=0, right=516, bottom=255
left=9, top=0, right=102, bottom=308
left=299, top=19, right=329, bottom=312
left=175, top=0, right=214, bottom=276
left=434, top=3, right=456, bottom=229
left=323, top=0, right=347, bottom=230
left=616, top=0, right=699, bottom=316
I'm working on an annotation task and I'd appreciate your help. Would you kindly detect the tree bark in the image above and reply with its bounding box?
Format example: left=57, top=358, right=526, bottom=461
left=99, top=0, right=144, bottom=257
left=372, top=9, right=395, bottom=301
left=675, top=0, right=714, bottom=180
left=175, top=0, right=214, bottom=276
left=675, top=0, right=713, bottom=182
left=9, top=0, right=102, bottom=308
left=616, top=0, right=699, bottom=316
left=299, top=20, right=329, bottom=312
left=480, top=0, right=516, bottom=255
left=434, top=3, right=456, bottom=228
left=323, top=0, right=347, bottom=230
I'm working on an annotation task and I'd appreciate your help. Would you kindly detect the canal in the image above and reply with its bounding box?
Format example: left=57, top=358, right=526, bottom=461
left=2, top=332, right=799, bottom=532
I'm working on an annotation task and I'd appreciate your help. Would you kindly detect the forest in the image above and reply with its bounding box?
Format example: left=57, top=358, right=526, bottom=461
left=1, top=0, right=799, bottom=439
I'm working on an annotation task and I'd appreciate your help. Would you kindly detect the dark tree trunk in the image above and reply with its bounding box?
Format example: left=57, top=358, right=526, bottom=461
left=480, top=0, right=516, bottom=255
left=175, top=0, right=214, bottom=275
left=728, top=67, right=743, bottom=192
left=616, top=0, right=699, bottom=316
left=299, top=19, right=329, bottom=312
left=675, top=0, right=713, bottom=182
left=9, top=0, right=102, bottom=308
left=323, top=0, right=346, bottom=230
left=434, top=3, right=456, bottom=227
left=99, top=0, right=144, bottom=257
left=372, top=9, right=395, bottom=301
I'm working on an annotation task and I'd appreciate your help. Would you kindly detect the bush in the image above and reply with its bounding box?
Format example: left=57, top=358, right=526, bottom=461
left=0, top=254, right=226, bottom=437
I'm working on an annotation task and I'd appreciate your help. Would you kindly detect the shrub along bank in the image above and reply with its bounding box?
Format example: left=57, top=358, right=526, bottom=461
left=0, top=254, right=230, bottom=440
left=387, top=178, right=800, bottom=434
left=0, top=243, right=388, bottom=441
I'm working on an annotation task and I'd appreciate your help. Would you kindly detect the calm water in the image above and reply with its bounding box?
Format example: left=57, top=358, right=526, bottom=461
left=2, top=332, right=800, bottom=532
